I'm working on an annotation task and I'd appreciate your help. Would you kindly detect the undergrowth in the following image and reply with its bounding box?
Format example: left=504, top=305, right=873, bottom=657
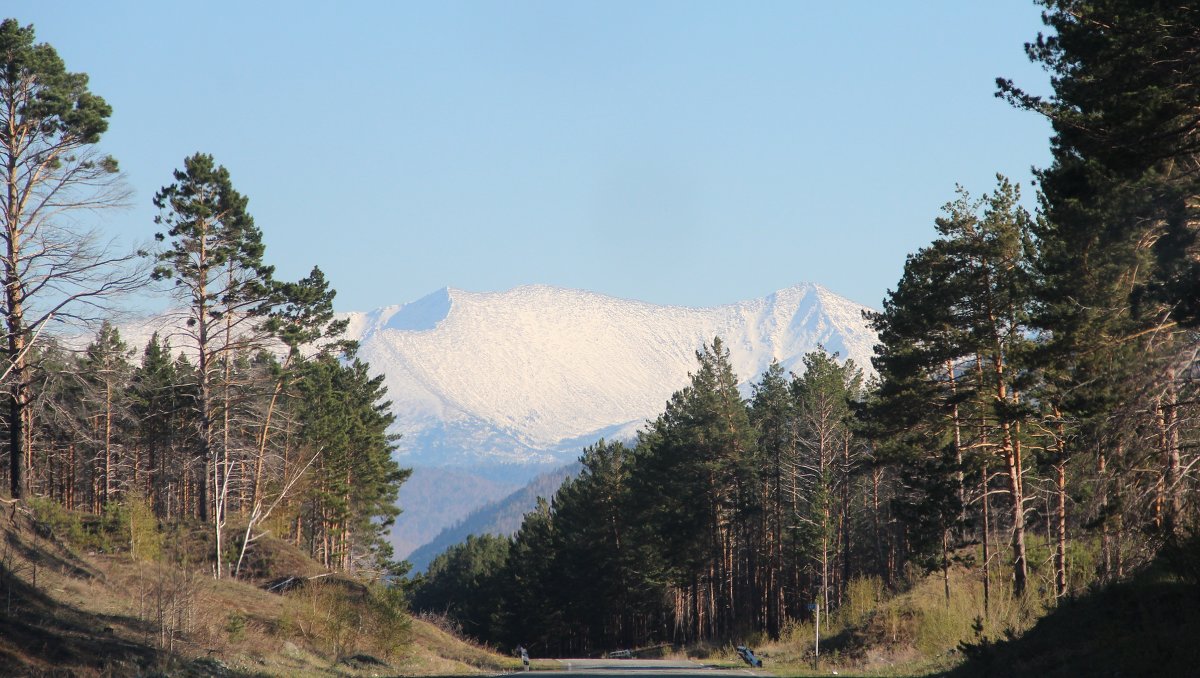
left=757, top=537, right=1096, bottom=675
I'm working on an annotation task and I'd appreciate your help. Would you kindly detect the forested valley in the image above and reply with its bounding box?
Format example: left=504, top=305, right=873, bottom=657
left=410, top=0, right=1200, bottom=660
left=2, top=0, right=1200, bottom=674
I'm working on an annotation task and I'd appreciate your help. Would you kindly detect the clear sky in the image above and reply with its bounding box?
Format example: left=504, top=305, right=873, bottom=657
left=8, top=1, right=1053, bottom=312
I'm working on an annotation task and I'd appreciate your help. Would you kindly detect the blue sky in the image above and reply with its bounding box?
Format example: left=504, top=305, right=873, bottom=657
left=8, top=1, right=1052, bottom=311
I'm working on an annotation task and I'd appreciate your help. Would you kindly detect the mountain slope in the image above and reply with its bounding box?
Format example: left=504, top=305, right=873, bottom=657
left=389, top=467, right=521, bottom=559
left=406, top=462, right=580, bottom=573
left=345, top=282, right=876, bottom=469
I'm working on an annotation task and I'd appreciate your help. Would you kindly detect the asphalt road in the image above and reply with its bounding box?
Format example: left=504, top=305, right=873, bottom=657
left=517, top=658, right=763, bottom=677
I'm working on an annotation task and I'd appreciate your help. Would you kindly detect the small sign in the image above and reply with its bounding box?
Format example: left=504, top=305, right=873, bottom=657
left=806, top=603, right=817, bottom=611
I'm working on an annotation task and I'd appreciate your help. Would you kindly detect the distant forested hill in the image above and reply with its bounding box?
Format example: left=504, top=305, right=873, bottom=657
left=406, top=463, right=580, bottom=572
left=389, top=467, right=520, bottom=558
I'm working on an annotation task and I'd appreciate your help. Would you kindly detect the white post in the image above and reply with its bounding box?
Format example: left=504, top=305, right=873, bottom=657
left=815, top=602, right=820, bottom=660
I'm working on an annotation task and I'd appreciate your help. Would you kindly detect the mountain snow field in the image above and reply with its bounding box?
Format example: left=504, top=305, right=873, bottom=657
left=342, top=283, right=878, bottom=469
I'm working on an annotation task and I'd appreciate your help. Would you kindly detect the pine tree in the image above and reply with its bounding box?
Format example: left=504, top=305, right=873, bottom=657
left=999, top=0, right=1200, bottom=326
left=26, top=339, right=87, bottom=508
left=748, top=360, right=797, bottom=635
left=291, top=356, right=407, bottom=571
left=251, top=266, right=352, bottom=508
left=865, top=241, right=967, bottom=593
left=551, top=439, right=663, bottom=653
left=79, top=322, right=133, bottom=506
left=868, top=178, right=1039, bottom=597
left=410, top=533, right=510, bottom=642
left=152, top=152, right=275, bottom=575
left=630, top=338, right=756, bottom=642
left=500, top=497, right=562, bottom=653
left=1000, top=0, right=1200, bottom=552
left=791, top=348, right=863, bottom=612
left=129, top=333, right=197, bottom=515
left=0, top=19, right=141, bottom=498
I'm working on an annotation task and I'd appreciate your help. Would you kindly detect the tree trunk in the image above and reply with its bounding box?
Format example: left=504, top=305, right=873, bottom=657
left=1160, top=370, right=1181, bottom=537
left=104, top=383, right=113, bottom=505
left=942, top=529, right=951, bottom=603
left=67, top=443, right=76, bottom=511
left=981, top=461, right=991, bottom=618
left=7, top=325, right=27, bottom=499
left=947, top=360, right=965, bottom=530
left=841, top=436, right=852, bottom=604
left=872, top=465, right=885, bottom=584
left=994, top=352, right=1028, bottom=597
left=1054, top=452, right=1067, bottom=598
left=5, top=143, right=29, bottom=500
left=1001, top=430, right=1028, bottom=597
left=196, top=285, right=211, bottom=523
left=1099, top=447, right=1111, bottom=583
left=251, top=375, right=286, bottom=510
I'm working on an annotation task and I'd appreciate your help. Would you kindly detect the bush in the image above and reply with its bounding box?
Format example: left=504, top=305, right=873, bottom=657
left=292, top=578, right=411, bottom=661
left=1162, top=529, right=1200, bottom=586
left=843, top=576, right=885, bottom=628
left=126, top=494, right=163, bottom=561
left=27, top=496, right=87, bottom=547
left=226, top=612, right=248, bottom=642
left=364, top=582, right=411, bottom=657
left=28, top=494, right=164, bottom=561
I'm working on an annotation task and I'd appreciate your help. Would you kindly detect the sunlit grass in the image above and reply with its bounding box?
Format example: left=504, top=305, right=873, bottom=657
left=754, top=536, right=1094, bottom=677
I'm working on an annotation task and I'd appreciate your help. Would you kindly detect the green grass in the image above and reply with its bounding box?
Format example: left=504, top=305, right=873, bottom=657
left=755, top=542, right=1066, bottom=676
left=943, top=564, right=1200, bottom=677
left=747, top=534, right=1200, bottom=678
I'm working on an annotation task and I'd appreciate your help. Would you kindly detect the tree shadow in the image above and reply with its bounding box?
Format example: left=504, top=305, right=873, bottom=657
left=0, top=558, right=158, bottom=674
left=941, top=570, right=1200, bottom=677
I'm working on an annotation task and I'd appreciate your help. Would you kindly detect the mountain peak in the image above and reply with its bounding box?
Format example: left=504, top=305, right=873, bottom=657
left=344, top=283, right=878, bottom=468
left=381, top=287, right=454, bottom=332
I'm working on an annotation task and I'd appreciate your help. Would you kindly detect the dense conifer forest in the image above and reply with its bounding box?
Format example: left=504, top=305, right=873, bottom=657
left=409, top=0, right=1200, bottom=657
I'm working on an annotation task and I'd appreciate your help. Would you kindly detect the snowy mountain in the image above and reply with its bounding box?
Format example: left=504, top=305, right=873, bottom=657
left=343, top=283, right=877, bottom=470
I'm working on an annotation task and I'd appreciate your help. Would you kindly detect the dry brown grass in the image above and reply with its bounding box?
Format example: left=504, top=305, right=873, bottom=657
left=0, top=501, right=517, bottom=676
left=395, top=614, right=535, bottom=675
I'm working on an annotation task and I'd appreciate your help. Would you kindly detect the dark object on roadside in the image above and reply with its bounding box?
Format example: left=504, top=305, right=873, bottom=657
left=607, top=649, right=633, bottom=659
left=339, top=653, right=390, bottom=670
left=517, top=645, right=530, bottom=671
left=736, top=645, right=762, bottom=668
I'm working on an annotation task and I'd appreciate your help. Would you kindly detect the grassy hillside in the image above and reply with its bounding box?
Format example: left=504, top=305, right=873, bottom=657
left=703, top=538, right=1200, bottom=678
left=0, top=500, right=520, bottom=676
left=943, top=553, right=1200, bottom=677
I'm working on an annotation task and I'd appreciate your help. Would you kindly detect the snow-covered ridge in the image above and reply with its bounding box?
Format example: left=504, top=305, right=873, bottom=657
left=341, top=283, right=877, bottom=466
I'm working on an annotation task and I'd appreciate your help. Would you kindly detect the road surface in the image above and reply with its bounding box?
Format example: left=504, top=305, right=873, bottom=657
left=513, top=658, right=762, bottom=677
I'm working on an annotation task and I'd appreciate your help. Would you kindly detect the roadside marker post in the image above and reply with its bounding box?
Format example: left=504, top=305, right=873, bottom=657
left=806, top=602, right=819, bottom=660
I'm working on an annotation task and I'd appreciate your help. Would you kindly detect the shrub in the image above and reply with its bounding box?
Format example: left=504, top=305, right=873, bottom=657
left=27, top=496, right=87, bottom=547
left=843, top=575, right=885, bottom=627
left=1162, top=529, right=1200, bottom=586
left=126, top=494, right=163, bottom=562
left=293, top=578, right=411, bottom=661
left=225, top=612, right=248, bottom=642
